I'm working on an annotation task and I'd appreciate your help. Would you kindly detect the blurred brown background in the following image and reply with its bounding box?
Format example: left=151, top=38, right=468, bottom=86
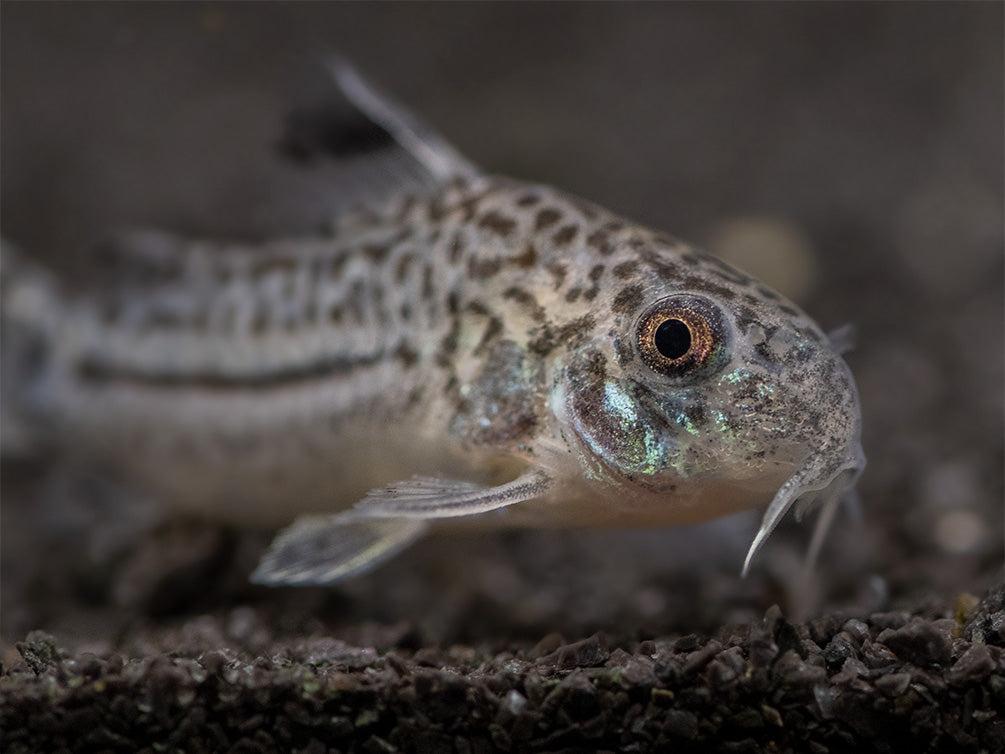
left=1, top=2, right=1002, bottom=646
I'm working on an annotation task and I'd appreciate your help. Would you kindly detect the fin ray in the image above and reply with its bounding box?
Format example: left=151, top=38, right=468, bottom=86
left=326, top=57, right=479, bottom=182
left=252, top=515, right=427, bottom=586
left=277, top=57, right=479, bottom=214
left=353, top=468, right=551, bottom=519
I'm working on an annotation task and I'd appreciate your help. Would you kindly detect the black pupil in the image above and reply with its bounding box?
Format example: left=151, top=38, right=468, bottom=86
left=654, top=318, right=691, bottom=359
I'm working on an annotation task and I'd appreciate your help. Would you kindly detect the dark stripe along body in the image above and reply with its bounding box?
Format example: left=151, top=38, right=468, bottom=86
left=3, top=63, right=864, bottom=582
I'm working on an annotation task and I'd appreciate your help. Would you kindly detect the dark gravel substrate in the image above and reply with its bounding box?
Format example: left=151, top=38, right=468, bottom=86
left=3, top=587, right=1004, bottom=754
left=2, top=4, right=1002, bottom=753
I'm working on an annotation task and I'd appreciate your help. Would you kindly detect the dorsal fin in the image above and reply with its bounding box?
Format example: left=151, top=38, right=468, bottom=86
left=80, top=230, right=189, bottom=291
left=327, top=58, right=479, bottom=182
left=75, top=61, right=476, bottom=286
left=277, top=57, right=479, bottom=210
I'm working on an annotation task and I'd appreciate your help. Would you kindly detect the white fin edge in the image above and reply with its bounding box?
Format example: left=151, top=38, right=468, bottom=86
left=327, top=57, right=480, bottom=183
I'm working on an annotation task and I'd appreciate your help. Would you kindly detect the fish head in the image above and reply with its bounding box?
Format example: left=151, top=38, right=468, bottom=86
left=550, top=241, right=864, bottom=561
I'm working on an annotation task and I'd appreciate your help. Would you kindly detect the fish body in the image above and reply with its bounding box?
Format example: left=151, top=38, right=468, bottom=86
left=1, top=63, right=864, bottom=584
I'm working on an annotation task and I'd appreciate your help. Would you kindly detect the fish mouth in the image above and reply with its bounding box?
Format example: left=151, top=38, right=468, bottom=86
left=741, top=441, right=866, bottom=576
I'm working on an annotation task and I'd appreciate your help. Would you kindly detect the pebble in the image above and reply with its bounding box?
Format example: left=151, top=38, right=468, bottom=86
left=946, top=644, right=996, bottom=686
left=541, top=633, right=610, bottom=669
left=876, top=618, right=953, bottom=668
left=875, top=672, right=912, bottom=697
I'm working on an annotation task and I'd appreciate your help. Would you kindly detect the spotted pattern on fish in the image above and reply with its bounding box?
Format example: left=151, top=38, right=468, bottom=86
left=1, top=62, right=864, bottom=584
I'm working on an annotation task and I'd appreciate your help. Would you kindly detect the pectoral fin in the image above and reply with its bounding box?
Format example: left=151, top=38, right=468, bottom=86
left=252, top=468, right=552, bottom=586
left=251, top=515, right=427, bottom=586
left=354, top=468, right=551, bottom=519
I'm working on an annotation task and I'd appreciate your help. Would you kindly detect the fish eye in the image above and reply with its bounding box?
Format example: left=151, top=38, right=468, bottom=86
left=636, top=295, right=729, bottom=379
